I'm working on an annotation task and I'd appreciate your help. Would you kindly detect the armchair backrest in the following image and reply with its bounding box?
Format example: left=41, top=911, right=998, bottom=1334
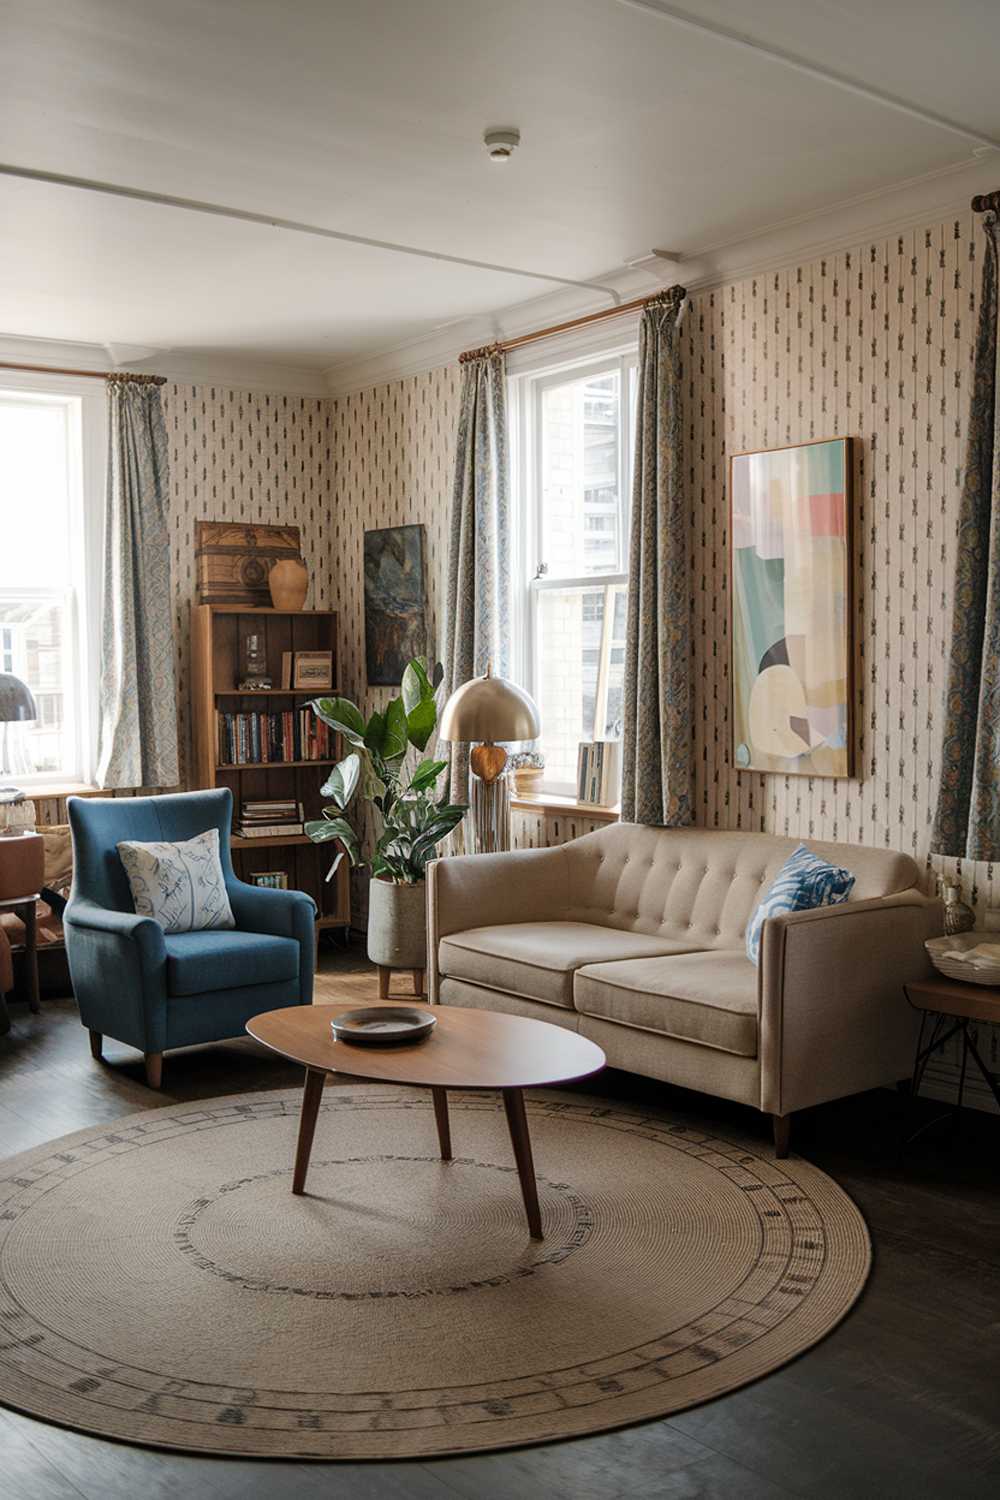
left=67, top=788, right=234, bottom=913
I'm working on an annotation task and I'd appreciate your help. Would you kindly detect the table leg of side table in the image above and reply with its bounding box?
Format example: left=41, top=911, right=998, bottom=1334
left=292, top=1068, right=326, bottom=1195
left=502, top=1088, right=543, bottom=1241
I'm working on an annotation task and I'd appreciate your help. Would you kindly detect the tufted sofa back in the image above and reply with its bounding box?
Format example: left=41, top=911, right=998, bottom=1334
left=562, top=823, right=920, bottom=950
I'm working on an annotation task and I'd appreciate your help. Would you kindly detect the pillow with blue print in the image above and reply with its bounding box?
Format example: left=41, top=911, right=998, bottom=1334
left=745, top=843, right=855, bottom=966
left=117, top=827, right=235, bottom=934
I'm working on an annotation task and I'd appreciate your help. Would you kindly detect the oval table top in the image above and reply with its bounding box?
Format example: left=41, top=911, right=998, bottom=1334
left=247, top=1001, right=606, bottom=1091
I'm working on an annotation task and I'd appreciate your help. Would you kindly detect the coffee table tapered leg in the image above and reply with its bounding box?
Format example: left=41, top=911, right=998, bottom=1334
left=431, top=1087, right=451, bottom=1160
left=292, top=1068, right=325, bottom=1195
left=502, top=1088, right=543, bottom=1239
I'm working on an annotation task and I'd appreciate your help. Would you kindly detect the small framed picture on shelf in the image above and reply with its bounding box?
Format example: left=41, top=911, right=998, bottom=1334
left=292, top=650, right=334, bottom=690
left=250, top=871, right=289, bottom=890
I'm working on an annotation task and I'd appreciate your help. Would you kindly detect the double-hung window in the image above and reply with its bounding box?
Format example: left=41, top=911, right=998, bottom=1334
left=513, top=350, right=637, bottom=796
left=0, top=380, right=104, bottom=787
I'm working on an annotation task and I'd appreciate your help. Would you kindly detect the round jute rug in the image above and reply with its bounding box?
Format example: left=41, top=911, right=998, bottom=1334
left=0, top=1086, right=870, bottom=1459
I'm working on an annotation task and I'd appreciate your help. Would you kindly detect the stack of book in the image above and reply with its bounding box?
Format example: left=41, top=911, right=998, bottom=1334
left=217, top=708, right=331, bottom=765
left=576, top=740, right=622, bottom=807
left=237, top=800, right=305, bottom=838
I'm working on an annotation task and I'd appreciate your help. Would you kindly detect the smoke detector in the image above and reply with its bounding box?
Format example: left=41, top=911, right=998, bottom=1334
left=484, top=128, right=520, bottom=163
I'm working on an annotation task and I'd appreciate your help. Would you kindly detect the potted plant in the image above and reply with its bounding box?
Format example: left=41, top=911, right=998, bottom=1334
left=305, top=658, right=466, bottom=972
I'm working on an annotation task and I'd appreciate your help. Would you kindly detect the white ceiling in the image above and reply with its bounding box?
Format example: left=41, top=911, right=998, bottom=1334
left=1, top=0, right=999, bottom=379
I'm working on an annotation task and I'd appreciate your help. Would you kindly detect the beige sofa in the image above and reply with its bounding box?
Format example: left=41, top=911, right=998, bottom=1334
left=427, top=824, right=941, bottom=1154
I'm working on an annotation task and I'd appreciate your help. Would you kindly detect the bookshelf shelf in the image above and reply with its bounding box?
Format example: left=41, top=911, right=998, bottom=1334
left=192, top=604, right=349, bottom=933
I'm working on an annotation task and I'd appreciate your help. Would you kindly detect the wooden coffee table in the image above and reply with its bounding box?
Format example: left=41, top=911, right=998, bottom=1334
left=247, top=1002, right=606, bottom=1239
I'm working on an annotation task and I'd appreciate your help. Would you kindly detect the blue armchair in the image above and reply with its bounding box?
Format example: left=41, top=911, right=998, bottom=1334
left=64, top=788, right=316, bottom=1088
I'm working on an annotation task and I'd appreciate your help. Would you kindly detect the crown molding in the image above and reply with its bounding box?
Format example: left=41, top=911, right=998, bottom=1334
left=324, top=151, right=1000, bottom=399
left=0, top=334, right=329, bottom=399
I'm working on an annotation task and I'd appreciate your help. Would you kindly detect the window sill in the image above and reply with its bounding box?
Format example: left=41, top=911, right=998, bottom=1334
left=510, top=791, right=620, bottom=822
left=16, top=782, right=100, bottom=801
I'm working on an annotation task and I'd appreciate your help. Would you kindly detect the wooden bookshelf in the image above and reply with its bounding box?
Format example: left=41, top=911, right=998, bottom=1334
left=191, top=605, right=350, bottom=934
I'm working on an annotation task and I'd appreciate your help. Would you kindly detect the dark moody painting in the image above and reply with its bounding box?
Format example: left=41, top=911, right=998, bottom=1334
left=363, top=524, right=428, bottom=685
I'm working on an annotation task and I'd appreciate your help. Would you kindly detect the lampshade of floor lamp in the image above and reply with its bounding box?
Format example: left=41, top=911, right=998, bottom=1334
left=438, top=667, right=541, bottom=853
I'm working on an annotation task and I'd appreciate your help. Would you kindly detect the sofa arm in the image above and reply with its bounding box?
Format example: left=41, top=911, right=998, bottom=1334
left=426, top=845, right=570, bottom=1001
left=227, top=880, right=317, bottom=1004
left=63, top=899, right=169, bottom=1052
left=758, top=891, right=942, bottom=1117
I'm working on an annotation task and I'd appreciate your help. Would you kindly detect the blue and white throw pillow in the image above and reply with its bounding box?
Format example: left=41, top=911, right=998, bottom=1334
left=117, top=828, right=235, bottom=934
left=745, top=844, right=855, bottom=966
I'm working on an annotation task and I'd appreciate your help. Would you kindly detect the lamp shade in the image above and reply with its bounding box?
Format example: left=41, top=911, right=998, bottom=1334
left=0, top=674, right=36, bottom=724
left=439, top=671, right=540, bottom=744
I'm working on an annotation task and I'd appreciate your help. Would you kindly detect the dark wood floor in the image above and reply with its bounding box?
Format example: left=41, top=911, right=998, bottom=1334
left=2, top=944, right=999, bottom=1500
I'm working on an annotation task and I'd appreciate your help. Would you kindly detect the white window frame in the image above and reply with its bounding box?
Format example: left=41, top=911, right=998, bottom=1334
left=511, top=343, right=638, bottom=796
left=0, top=373, right=106, bottom=788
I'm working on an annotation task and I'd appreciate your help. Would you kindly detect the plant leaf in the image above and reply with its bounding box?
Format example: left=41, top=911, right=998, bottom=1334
left=312, top=696, right=366, bottom=747
left=405, top=697, right=436, bottom=752
left=409, top=757, right=448, bottom=793
left=402, top=658, right=434, bottom=714
left=381, top=697, right=408, bottom=761
left=319, top=752, right=360, bottom=809
left=363, top=709, right=385, bottom=752
left=304, top=816, right=361, bottom=867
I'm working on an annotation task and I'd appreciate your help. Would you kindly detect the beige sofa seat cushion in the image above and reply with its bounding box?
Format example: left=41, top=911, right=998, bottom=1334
left=438, top=922, right=702, bottom=1009
left=574, top=950, right=759, bottom=1058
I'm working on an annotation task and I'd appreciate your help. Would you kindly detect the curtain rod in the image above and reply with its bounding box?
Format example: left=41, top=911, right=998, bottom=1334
left=972, top=190, right=1000, bottom=214
left=0, top=361, right=166, bottom=384
left=459, top=284, right=686, bottom=363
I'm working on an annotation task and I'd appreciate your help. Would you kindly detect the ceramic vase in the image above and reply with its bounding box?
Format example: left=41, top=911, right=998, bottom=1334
left=268, top=558, right=309, bottom=611
left=940, top=879, right=975, bottom=936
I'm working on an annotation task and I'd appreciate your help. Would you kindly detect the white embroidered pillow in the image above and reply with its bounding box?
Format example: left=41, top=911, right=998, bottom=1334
left=117, top=828, right=235, bottom=933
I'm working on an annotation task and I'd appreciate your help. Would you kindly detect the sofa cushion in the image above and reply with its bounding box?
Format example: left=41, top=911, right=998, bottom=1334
left=164, top=930, right=299, bottom=997
left=438, top=922, right=700, bottom=1009
left=574, top=950, right=759, bottom=1057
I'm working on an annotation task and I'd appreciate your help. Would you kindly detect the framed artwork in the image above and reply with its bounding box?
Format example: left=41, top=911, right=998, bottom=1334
left=195, top=521, right=301, bottom=606
left=292, top=651, right=333, bottom=690
left=730, top=437, right=853, bottom=778
left=363, top=524, right=428, bottom=686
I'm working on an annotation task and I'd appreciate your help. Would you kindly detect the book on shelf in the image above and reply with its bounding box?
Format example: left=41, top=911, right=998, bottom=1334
left=576, top=740, right=622, bottom=807
left=216, top=708, right=331, bottom=765
left=237, top=799, right=305, bottom=838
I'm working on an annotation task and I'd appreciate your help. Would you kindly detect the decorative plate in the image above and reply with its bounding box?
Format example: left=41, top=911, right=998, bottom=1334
left=925, top=931, right=1000, bottom=987
left=330, top=1006, right=437, bottom=1045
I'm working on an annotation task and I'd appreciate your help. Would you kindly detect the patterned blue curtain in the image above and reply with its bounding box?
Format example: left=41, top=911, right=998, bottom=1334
left=96, top=377, right=180, bottom=789
left=621, top=286, right=691, bottom=826
left=441, top=346, right=511, bottom=804
left=931, top=211, right=1000, bottom=860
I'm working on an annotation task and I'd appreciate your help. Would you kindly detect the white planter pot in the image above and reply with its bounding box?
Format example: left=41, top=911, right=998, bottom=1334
left=366, top=877, right=427, bottom=970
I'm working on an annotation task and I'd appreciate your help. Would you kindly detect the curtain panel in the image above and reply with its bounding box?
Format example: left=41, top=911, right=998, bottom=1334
left=96, top=378, right=180, bottom=790
left=931, top=211, right=1000, bottom=861
left=620, top=287, right=691, bottom=827
left=440, top=347, right=512, bottom=806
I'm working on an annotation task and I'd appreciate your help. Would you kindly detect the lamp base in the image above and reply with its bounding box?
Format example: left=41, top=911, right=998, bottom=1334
left=470, top=774, right=511, bottom=854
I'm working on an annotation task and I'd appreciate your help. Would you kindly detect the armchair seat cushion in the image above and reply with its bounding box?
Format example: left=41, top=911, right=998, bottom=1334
left=574, top=950, right=759, bottom=1058
left=165, top=930, right=299, bottom=998
left=438, top=922, right=699, bottom=1009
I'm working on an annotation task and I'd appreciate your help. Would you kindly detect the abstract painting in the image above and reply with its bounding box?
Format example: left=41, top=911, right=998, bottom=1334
left=363, top=524, right=428, bottom=685
left=730, top=438, right=853, bottom=778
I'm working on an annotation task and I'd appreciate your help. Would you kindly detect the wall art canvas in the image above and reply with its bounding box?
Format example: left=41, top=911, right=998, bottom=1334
left=731, top=437, right=853, bottom=778
left=363, top=524, right=428, bottom=686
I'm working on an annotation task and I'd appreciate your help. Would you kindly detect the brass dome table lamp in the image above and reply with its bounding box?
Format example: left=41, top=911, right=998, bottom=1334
left=439, top=667, right=541, bottom=853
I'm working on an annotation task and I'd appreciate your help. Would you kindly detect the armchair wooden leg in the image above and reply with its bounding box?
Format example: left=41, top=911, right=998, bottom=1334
left=145, top=1052, right=163, bottom=1089
left=771, top=1113, right=792, bottom=1158
left=89, top=1030, right=103, bottom=1061
left=412, top=968, right=424, bottom=997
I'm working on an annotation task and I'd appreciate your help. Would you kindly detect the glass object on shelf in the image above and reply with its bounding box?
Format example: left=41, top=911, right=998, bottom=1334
left=239, top=631, right=272, bottom=690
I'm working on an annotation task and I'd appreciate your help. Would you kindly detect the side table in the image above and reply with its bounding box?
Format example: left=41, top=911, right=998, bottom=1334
left=0, top=894, right=41, bottom=1022
left=903, top=975, right=1000, bottom=1119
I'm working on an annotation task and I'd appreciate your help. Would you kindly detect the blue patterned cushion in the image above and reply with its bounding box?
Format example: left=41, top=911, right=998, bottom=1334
left=745, top=844, right=855, bottom=966
left=117, top=828, right=235, bottom=934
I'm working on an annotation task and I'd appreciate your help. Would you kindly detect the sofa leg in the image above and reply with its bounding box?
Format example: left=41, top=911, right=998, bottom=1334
left=772, top=1113, right=791, bottom=1158
left=89, top=1030, right=103, bottom=1061
left=378, top=965, right=390, bottom=1000
left=145, top=1052, right=163, bottom=1089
